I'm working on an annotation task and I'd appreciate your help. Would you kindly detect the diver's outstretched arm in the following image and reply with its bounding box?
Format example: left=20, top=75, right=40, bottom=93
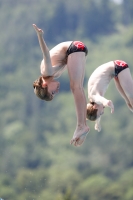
left=92, top=95, right=114, bottom=113
left=33, top=24, right=53, bottom=76
left=95, top=116, right=101, bottom=132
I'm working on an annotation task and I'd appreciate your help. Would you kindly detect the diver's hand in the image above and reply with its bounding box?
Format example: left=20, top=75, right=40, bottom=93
left=95, top=117, right=101, bottom=132
left=33, top=24, right=43, bottom=35
left=104, top=100, right=114, bottom=114
left=95, top=123, right=101, bottom=132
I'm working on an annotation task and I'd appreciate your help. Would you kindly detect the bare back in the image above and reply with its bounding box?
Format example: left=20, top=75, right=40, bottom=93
left=88, top=61, right=115, bottom=98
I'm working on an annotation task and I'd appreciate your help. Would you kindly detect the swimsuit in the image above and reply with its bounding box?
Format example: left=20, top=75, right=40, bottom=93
left=114, top=60, right=128, bottom=77
left=67, top=41, right=88, bottom=56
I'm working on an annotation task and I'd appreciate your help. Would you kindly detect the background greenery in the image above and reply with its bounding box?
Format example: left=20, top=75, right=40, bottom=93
left=0, top=0, right=133, bottom=199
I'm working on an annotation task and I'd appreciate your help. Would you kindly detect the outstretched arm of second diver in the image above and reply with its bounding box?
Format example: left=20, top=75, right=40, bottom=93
left=92, top=95, right=114, bottom=113
left=95, top=116, right=101, bottom=132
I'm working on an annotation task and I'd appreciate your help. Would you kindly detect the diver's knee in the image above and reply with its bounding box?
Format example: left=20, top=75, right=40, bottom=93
left=70, top=83, right=83, bottom=93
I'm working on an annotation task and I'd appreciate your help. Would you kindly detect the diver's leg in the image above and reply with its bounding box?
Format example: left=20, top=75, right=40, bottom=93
left=67, top=52, right=90, bottom=146
left=118, top=68, right=133, bottom=112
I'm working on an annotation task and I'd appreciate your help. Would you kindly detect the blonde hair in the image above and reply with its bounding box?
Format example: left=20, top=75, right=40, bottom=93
left=86, top=102, right=98, bottom=121
left=33, top=76, right=53, bottom=101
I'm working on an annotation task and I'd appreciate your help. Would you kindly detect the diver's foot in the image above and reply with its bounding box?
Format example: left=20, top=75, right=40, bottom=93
left=70, top=127, right=90, bottom=147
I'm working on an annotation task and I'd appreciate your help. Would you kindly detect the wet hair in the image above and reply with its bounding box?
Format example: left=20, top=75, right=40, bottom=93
left=33, top=76, right=53, bottom=101
left=86, top=102, right=98, bottom=121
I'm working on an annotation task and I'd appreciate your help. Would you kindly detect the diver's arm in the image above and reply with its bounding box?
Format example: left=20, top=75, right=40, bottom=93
left=33, top=24, right=53, bottom=76
left=92, top=95, right=114, bottom=113
left=95, top=116, right=101, bottom=132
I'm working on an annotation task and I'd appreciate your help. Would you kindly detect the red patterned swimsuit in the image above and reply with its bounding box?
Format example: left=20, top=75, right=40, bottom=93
left=67, top=41, right=88, bottom=56
left=114, top=60, right=128, bottom=78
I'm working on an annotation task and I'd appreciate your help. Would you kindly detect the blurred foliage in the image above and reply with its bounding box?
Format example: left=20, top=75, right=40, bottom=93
left=0, top=0, right=133, bottom=200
